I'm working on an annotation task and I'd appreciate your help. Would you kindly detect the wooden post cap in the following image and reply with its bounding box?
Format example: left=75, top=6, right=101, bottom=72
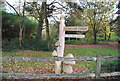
left=52, top=50, right=58, bottom=57
left=63, top=53, right=76, bottom=65
left=63, top=65, right=73, bottom=73
left=55, top=41, right=61, bottom=46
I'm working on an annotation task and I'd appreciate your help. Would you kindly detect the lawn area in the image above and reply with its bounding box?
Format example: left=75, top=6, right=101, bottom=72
left=2, top=50, right=52, bottom=58
left=2, top=47, right=118, bottom=57
left=65, top=47, right=118, bottom=57
left=2, top=47, right=119, bottom=74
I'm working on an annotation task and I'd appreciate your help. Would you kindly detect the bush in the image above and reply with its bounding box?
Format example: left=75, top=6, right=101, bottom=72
left=2, top=38, right=53, bottom=51
left=2, top=38, right=20, bottom=51
left=101, top=60, right=120, bottom=72
left=1, top=10, right=37, bottom=39
left=23, top=39, right=50, bottom=51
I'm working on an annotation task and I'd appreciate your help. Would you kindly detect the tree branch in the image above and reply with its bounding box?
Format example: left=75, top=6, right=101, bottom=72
left=51, top=2, right=67, bottom=9
left=51, top=16, right=59, bottom=23
left=6, top=1, right=19, bottom=16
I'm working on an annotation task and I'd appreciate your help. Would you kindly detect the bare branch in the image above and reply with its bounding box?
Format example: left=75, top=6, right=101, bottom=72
left=6, top=1, right=19, bottom=16
left=50, top=2, right=67, bottom=9
left=51, top=16, right=59, bottom=23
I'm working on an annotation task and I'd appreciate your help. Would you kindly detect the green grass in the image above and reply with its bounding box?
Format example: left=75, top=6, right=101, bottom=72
left=65, top=47, right=118, bottom=72
left=2, top=47, right=118, bottom=74
left=2, top=50, right=52, bottom=57
left=65, top=47, right=118, bottom=57
left=2, top=47, right=118, bottom=57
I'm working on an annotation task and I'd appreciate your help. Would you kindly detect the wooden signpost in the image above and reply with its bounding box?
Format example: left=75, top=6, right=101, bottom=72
left=65, top=34, right=85, bottom=38
left=54, top=13, right=65, bottom=74
left=64, top=26, right=88, bottom=31
left=64, top=26, right=88, bottom=39
left=52, top=13, right=88, bottom=74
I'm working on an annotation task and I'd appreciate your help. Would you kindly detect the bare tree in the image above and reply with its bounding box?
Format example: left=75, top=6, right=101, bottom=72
left=6, top=0, right=26, bottom=48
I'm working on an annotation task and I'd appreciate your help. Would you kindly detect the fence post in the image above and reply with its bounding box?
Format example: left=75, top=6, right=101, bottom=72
left=95, top=53, right=102, bottom=79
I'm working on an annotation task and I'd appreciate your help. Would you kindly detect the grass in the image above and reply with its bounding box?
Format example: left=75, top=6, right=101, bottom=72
left=2, top=50, right=52, bottom=57
left=65, top=47, right=118, bottom=57
left=2, top=47, right=118, bottom=57
left=2, top=47, right=119, bottom=74
left=65, top=47, right=118, bottom=72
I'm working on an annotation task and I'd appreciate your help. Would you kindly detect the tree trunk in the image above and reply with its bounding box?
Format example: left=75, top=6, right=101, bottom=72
left=36, top=3, right=44, bottom=40
left=108, top=33, right=111, bottom=41
left=19, top=1, right=25, bottom=48
left=104, top=26, right=107, bottom=40
left=46, top=17, right=50, bottom=48
left=93, top=8, right=97, bottom=44
left=93, top=25, right=97, bottom=44
left=6, top=1, right=26, bottom=48
left=19, top=24, right=24, bottom=48
left=36, top=17, right=43, bottom=40
left=44, top=2, right=50, bottom=48
left=94, top=32, right=97, bottom=44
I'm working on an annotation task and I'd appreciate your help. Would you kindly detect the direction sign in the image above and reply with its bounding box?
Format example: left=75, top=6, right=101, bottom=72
left=65, top=34, right=85, bottom=38
left=64, top=26, right=88, bottom=31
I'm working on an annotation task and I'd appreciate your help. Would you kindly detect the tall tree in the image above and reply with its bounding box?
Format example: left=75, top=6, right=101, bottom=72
left=85, top=2, right=114, bottom=43
left=6, top=0, right=26, bottom=48
left=65, top=1, right=114, bottom=43
left=25, top=1, right=44, bottom=40
left=19, top=0, right=26, bottom=48
left=43, top=1, right=51, bottom=48
left=110, top=1, right=120, bottom=37
left=25, top=0, right=68, bottom=40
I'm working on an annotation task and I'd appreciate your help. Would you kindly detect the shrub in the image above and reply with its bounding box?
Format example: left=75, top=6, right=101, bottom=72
left=2, top=38, right=20, bottom=51
left=23, top=39, right=49, bottom=51
left=2, top=38, right=53, bottom=51
left=1, top=10, right=37, bottom=39
left=101, top=60, right=119, bottom=72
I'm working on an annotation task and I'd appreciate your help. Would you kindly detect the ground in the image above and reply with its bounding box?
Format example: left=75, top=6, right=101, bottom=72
left=2, top=42, right=119, bottom=74
left=66, top=42, right=119, bottom=49
left=2, top=42, right=120, bottom=80
left=67, top=42, right=119, bottom=73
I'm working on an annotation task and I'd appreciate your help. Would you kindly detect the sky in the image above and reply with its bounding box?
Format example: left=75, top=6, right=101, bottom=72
left=6, top=0, right=15, bottom=5
left=5, top=0, right=119, bottom=20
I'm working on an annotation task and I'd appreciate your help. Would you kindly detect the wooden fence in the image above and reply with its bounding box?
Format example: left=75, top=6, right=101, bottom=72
left=1, top=54, right=120, bottom=79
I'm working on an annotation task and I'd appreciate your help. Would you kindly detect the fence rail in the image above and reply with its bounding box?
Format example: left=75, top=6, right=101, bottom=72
left=1, top=55, right=120, bottom=61
left=1, top=72, right=120, bottom=79
left=1, top=55, right=120, bottom=79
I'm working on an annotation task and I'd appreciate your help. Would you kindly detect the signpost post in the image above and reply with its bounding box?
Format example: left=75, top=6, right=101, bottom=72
left=53, top=13, right=88, bottom=74
left=54, top=13, right=65, bottom=74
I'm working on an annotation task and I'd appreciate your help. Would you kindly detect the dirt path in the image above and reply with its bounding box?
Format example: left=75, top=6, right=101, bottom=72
left=66, top=42, right=119, bottom=49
